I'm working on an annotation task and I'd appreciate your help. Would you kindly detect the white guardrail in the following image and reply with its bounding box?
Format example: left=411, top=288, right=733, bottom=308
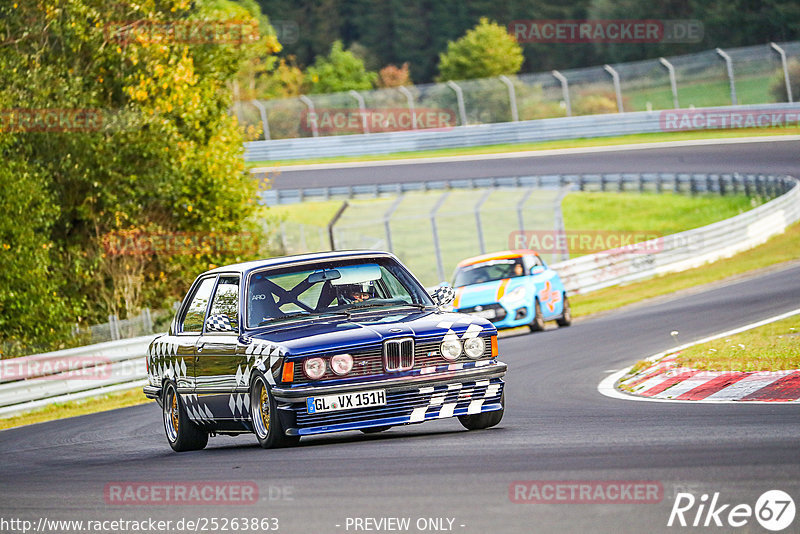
left=244, top=102, right=800, bottom=161
left=0, top=174, right=797, bottom=417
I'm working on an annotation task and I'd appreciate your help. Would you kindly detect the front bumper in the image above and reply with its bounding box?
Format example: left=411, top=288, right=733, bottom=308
left=456, top=303, right=531, bottom=329
left=275, top=360, right=507, bottom=436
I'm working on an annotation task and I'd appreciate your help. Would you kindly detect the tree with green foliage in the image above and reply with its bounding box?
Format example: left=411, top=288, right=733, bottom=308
left=0, top=0, right=278, bottom=352
left=437, top=18, right=524, bottom=81
left=306, top=40, right=378, bottom=93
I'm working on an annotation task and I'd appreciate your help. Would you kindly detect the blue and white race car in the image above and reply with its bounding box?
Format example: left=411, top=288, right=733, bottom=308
left=451, top=249, right=571, bottom=332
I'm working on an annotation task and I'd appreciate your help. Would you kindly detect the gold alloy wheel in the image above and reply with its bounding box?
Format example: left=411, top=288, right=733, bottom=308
left=260, top=384, right=270, bottom=433
left=171, top=393, right=179, bottom=432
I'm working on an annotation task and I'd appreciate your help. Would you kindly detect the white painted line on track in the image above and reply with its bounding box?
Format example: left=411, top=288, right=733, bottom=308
left=597, top=307, right=800, bottom=404
left=251, top=135, right=800, bottom=173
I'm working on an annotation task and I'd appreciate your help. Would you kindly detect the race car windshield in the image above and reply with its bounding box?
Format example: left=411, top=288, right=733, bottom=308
left=246, top=258, right=433, bottom=328
left=453, top=259, right=523, bottom=287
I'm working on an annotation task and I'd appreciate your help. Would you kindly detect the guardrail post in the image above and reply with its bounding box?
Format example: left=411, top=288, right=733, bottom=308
left=770, top=43, right=794, bottom=103
left=382, top=195, right=404, bottom=253
left=718, top=175, right=726, bottom=196
left=658, top=58, right=680, bottom=109
left=348, top=90, right=369, bottom=134
left=446, top=81, right=468, bottom=126
left=250, top=100, right=271, bottom=140
left=474, top=190, right=492, bottom=255
left=516, top=189, right=534, bottom=234
left=551, top=70, right=571, bottom=116
left=430, top=192, right=450, bottom=282
left=715, top=48, right=738, bottom=105
left=553, top=185, right=571, bottom=262
left=398, top=86, right=417, bottom=129
left=499, top=75, right=519, bottom=122
left=603, top=65, right=624, bottom=113
left=327, top=201, right=348, bottom=250
left=298, top=95, right=319, bottom=137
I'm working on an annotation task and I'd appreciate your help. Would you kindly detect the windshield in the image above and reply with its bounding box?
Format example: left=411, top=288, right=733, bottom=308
left=453, top=258, right=525, bottom=287
left=246, top=258, right=432, bottom=328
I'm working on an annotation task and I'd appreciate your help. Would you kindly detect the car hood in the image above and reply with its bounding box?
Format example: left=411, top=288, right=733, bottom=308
left=455, top=278, right=527, bottom=308
left=244, top=308, right=494, bottom=357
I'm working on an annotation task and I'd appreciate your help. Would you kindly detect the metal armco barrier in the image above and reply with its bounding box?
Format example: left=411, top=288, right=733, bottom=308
left=0, top=174, right=796, bottom=417
left=244, top=102, right=800, bottom=162
left=0, top=335, right=156, bottom=417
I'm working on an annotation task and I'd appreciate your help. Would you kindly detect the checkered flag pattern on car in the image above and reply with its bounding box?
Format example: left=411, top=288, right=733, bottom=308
left=431, top=285, right=456, bottom=306
left=408, top=378, right=503, bottom=423
left=205, top=314, right=233, bottom=332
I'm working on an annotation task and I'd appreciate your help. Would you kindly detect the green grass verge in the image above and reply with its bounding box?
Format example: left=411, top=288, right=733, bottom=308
left=249, top=128, right=800, bottom=167
left=675, top=314, right=800, bottom=372
left=562, top=193, right=758, bottom=237
left=0, top=388, right=150, bottom=431
left=571, top=220, right=800, bottom=318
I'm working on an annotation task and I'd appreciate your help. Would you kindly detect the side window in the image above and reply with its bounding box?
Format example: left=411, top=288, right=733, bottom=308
left=181, top=277, right=216, bottom=333
left=209, top=276, right=240, bottom=328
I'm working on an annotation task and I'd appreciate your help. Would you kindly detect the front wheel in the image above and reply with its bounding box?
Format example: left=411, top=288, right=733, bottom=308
left=458, top=392, right=504, bottom=430
left=250, top=374, right=299, bottom=449
left=556, top=294, right=572, bottom=327
left=528, top=299, right=545, bottom=332
left=162, top=382, right=208, bottom=452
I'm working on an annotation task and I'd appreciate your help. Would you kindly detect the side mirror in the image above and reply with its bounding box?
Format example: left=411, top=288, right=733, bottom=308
left=429, top=284, right=456, bottom=307
left=205, top=313, right=237, bottom=333
left=530, top=266, right=546, bottom=275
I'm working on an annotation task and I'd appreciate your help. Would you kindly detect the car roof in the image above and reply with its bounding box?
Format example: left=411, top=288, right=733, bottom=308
left=456, top=249, right=538, bottom=268
left=203, top=250, right=397, bottom=276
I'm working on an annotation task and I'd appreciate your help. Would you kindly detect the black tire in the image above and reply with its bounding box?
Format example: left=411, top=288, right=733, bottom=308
left=458, top=392, right=504, bottom=430
left=250, top=373, right=300, bottom=449
left=360, top=425, right=392, bottom=434
left=162, top=382, right=208, bottom=452
left=528, top=299, right=545, bottom=332
left=556, top=294, right=572, bottom=327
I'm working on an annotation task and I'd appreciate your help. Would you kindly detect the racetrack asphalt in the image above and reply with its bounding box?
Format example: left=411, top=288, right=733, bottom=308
left=261, top=137, right=800, bottom=190
left=1, top=261, right=798, bottom=534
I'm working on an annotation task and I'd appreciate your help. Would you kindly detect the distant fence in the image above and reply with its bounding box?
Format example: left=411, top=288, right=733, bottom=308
left=239, top=41, right=800, bottom=154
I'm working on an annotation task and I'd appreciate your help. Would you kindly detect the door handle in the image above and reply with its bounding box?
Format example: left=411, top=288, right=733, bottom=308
left=197, top=344, right=204, bottom=352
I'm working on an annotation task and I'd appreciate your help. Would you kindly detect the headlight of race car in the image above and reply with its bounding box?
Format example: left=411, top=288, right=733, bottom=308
left=463, top=337, right=485, bottom=359
left=330, top=353, right=353, bottom=376
left=303, top=357, right=326, bottom=379
left=503, top=286, right=527, bottom=303
left=440, top=339, right=462, bottom=361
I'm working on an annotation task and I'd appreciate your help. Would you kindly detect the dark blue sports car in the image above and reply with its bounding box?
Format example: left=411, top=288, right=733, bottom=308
left=144, top=251, right=506, bottom=451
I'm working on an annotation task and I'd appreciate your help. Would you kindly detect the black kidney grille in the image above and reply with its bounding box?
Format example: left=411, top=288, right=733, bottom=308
left=384, top=338, right=414, bottom=371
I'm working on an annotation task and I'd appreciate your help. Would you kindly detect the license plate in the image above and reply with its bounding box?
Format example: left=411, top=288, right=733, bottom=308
left=471, top=309, right=496, bottom=319
left=306, top=389, right=386, bottom=414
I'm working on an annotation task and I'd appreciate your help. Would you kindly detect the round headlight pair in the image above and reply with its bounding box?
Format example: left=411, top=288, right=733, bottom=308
left=440, top=337, right=485, bottom=361
left=303, top=354, right=353, bottom=379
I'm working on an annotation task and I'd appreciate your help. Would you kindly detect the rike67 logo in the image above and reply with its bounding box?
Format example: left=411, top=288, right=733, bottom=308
left=668, top=490, right=795, bottom=531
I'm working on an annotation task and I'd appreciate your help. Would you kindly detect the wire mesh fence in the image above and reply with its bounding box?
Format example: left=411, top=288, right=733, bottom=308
left=237, top=41, right=800, bottom=140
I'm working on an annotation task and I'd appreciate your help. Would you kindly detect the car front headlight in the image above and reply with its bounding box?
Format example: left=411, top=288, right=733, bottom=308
left=440, top=339, right=462, bottom=361
left=330, top=353, right=353, bottom=376
left=503, top=286, right=527, bottom=303
left=463, top=337, right=485, bottom=359
left=303, top=357, right=326, bottom=379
